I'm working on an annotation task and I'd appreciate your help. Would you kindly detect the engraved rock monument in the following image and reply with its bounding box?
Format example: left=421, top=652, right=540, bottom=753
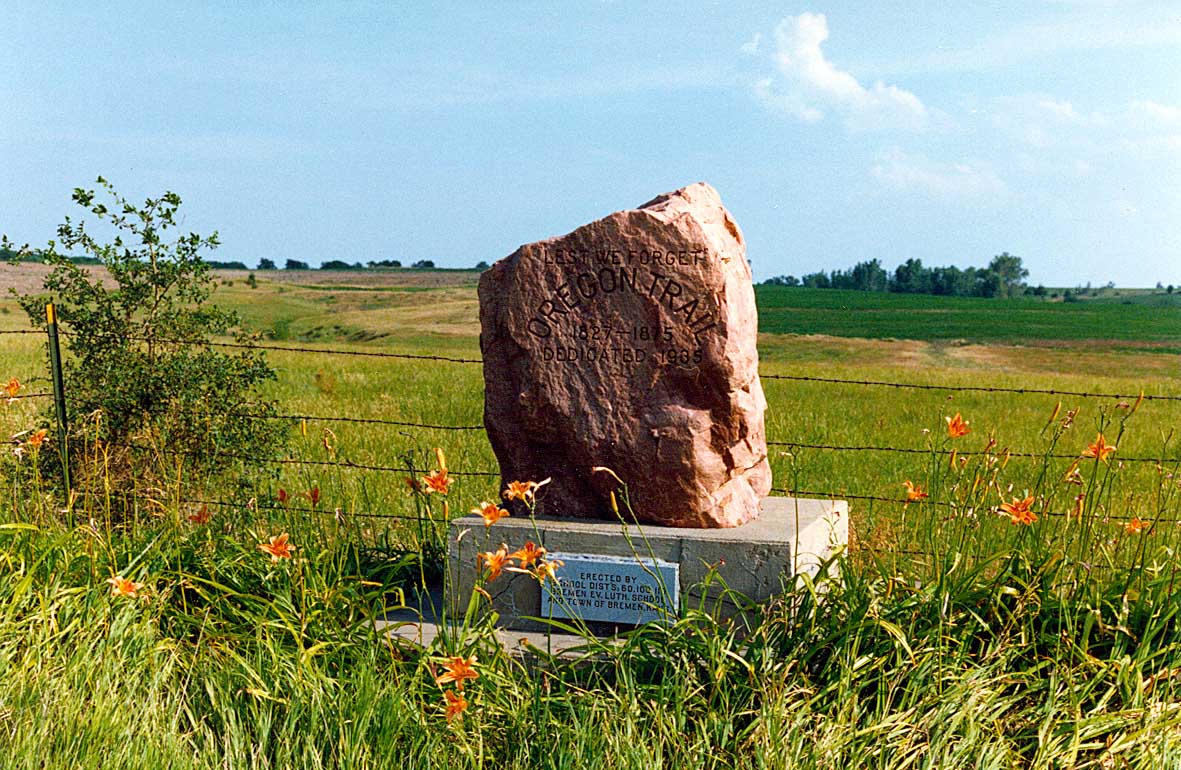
left=479, top=182, right=771, bottom=528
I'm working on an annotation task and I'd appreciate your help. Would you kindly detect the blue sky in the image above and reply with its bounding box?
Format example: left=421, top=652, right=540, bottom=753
left=2, top=2, right=1179, bottom=286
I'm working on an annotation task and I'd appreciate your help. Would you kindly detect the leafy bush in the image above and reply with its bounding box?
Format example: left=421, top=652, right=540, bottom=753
left=5, top=178, right=286, bottom=508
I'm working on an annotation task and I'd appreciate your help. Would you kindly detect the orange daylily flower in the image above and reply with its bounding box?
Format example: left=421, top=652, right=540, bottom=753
left=472, top=501, right=510, bottom=527
left=435, top=655, right=478, bottom=689
left=27, top=428, right=49, bottom=449
left=478, top=545, right=511, bottom=581
left=423, top=450, right=453, bottom=494
left=4, top=377, right=19, bottom=400
left=1000, top=495, right=1037, bottom=526
left=107, top=575, right=144, bottom=598
left=422, top=469, right=453, bottom=494
left=510, top=541, right=546, bottom=569
left=945, top=413, right=970, bottom=439
left=305, top=486, right=321, bottom=506
left=1082, top=433, right=1116, bottom=463
left=902, top=480, right=929, bottom=502
left=502, top=480, right=539, bottom=502
left=443, top=689, right=468, bottom=722
left=277, top=488, right=290, bottom=504
left=258, top=533, right=295, bottom=561
left=533, top=558, right=564, bottom=584
left=1125, top=517, right=1148, bottom=535
left=188, top=505, right=211, bottom=525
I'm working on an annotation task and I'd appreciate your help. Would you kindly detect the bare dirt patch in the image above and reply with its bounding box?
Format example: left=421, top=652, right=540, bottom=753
left=0, top=263, right=481, bottom=296
left=252, top=269, right=480, bottom=290
left=0, top=263, right=114, bottom=295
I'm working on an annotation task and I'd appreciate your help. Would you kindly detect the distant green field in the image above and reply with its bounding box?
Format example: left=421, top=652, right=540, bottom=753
left=757, top=286, right=1181, bottom=342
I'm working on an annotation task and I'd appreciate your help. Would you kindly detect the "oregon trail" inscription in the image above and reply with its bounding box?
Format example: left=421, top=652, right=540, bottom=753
left=526, top=246, right=724, bottom=377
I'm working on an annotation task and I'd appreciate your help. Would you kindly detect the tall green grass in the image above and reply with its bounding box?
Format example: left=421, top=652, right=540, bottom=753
left=3, top=495, right=1181, bottom=767
left=4, top=279, right=1181, bottom=767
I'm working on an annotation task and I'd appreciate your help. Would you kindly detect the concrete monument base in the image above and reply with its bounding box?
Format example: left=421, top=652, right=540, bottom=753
left=446, top=496, right=848, bottom=633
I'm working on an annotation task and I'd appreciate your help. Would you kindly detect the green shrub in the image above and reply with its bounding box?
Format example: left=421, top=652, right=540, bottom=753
left=5, top=178, right=286, bottom=510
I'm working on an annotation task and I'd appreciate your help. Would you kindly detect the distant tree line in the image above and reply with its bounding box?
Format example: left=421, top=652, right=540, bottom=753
left=256, top=258, right=488, bottom=271
left=6, top=245, right=498, bottom=272
left=230, top=258, right=482, bottom=271
left=763, top=253, right=1034, bottom=299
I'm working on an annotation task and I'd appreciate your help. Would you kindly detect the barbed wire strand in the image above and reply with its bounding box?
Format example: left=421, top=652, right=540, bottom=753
left=162, top=490, right=1181, bottom=527
left=179, top=497, right=430, bottom=521
left=775, top=489, right=1181, bottom=528
left=163, top=408, right=484, bottom=431
left=87, top=439, right=1181, bottom=512
left=769, top=441, right=1181, bottom=466
left=759, top=373, right=1181, bottom=402
left=103, top=408, right=1181, bottom=464
left=772, top=487, right=951, bottom=508
left=4, top=392, right=54, bottom=401
left=109, top=441, right=500, bottom=476
left=72, top=332, right=484, bottom=364
left=23, top=400, right=1181, bottom=464
left=843, top=546, right=1172, bottom=573
left=27, top=327, right=1181, bottom=401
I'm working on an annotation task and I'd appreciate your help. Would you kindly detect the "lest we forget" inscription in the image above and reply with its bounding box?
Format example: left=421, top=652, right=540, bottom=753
left=540, top=552, right=679, bottom=625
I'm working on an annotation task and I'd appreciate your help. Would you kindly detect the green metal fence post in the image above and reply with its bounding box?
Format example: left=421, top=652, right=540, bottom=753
left=45, top=302, right=71, bottom=518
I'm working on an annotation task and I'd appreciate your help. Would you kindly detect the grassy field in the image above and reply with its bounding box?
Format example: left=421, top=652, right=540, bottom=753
left=757, top=285, right=1181, bottom=343
left=5, top=271, right=1181, bottom=568
left=7, top=272, right=1181, bottom=552
left=3, top=268, right=1181, bottom=767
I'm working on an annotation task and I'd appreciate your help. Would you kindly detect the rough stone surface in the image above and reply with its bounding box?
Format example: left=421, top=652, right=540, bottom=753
left=479, top=182, right=771, bottom=527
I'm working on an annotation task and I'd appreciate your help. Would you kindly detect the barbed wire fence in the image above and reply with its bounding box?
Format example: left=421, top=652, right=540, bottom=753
left=5, top=327, right=1181, bottom=533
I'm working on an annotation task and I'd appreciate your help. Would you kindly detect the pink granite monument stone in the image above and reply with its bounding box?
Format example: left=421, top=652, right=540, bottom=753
left=479, top=183, right=771, bottom=528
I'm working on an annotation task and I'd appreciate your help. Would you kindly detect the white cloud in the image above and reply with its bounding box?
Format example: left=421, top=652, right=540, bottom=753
left=870, top=148, right=1006, bottom=200
left=867, top=9, right=1181, bottom=75
left=1116, top=101, right=1181, bottom=158
left=753, top=13, right=928, bottom=131
left=740, top=33, right=762, bottom=56
left=986, top=95, right=1181, bottom=161
left=1129, top=100, right=1181, bottom=128
left=753, top=77, right=823, bottom=122
left=1037, top=98, right=1082, bottom=122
